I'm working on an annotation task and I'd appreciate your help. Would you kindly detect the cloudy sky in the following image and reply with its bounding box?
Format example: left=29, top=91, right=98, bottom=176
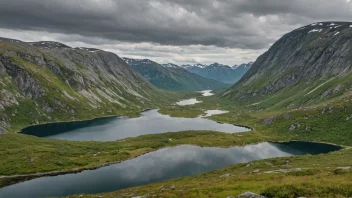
left=0, top=0, right=351, bottom=65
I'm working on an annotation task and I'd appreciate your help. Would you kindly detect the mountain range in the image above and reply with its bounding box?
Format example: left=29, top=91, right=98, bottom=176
left=181, top=62, right=253, bottom=84
left=123, top=58, right=228, bottom=91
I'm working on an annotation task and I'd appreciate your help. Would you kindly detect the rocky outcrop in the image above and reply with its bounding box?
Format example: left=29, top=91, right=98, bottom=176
left=0, top=55, right=44, bottom=99
left=0, top=127, right=6, bottom=134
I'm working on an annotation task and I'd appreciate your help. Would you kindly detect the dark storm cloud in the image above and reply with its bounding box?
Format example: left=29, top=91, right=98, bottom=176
left=0, top=0, right=351, bottom=49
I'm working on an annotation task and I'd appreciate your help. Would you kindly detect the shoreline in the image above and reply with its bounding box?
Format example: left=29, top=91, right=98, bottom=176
left=0, top=139, right=346, bottom=188
left=18, top=108, right=156, bottom=133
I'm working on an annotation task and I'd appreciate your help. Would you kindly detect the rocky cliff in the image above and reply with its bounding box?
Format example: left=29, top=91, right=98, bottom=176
left=0, top=38, right=164, bottom=132
left=223, top=22, right=352, bottom=109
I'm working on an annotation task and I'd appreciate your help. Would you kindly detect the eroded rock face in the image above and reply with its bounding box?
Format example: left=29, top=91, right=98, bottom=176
left=0, top=62, right=5, bottom=74
left=0, top=55, right=44, bottom=100
left=0, top=89, right=19, bottom=109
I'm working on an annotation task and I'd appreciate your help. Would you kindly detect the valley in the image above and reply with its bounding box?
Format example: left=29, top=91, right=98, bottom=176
left=0, top=21, right=351, bottom=198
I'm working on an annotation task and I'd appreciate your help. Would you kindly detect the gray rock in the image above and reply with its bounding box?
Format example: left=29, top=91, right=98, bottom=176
left=0, top=89, right=19, bottom=108
left=283, top=114, right=291, bottom=119
left=169, top=185, right=175, bottom=190
left=220, top=173, right=231, bottom=178
left=289, top=124, right=296, bottom=131
left=0, top=127, right=6, bottom=134
left=263, top=116, right=276, bottom=125
left=346, top=115, right=352, bottom=121
left=264, top=168, right=302, bottom=174
left=132, top=194, right=149, bottom=198
left=0, top=62, right=5, bottom=74
left=237, top=192, right=266, bottom=198
left=334, top=166, right=351, bottom=171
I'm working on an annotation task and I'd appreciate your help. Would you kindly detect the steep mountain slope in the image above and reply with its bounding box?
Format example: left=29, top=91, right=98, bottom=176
left=123, top=58, right=228, bottom=91
left=223, top=22, right=352, bottom=109
left=183, top=62, right=252, bottom=84
left=0, top=38, right=166, bottom=133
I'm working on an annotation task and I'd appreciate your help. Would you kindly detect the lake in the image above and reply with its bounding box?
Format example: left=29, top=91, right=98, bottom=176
left=176, top=90, right=213, bottom=105
left=176, top=98, right=201, bottom=105
left=21, top=109, right=249, bottom=141
left=198, top=90, right=214, bottom=96
left=0, top=141, right=341, bottom=198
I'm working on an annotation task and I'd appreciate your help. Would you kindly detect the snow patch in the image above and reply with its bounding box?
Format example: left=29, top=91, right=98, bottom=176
left=333, top=32, right=340, bottom=36
left=308, top=29, right=323, bottom=34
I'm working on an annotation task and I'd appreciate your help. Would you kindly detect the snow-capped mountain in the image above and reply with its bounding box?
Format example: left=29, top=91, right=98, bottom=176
left=181, top=62, right=253, bottom=84
left=161, top=63, right=180, bottom=68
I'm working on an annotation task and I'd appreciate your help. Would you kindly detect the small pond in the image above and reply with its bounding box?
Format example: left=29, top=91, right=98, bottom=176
left=199, top=90, right=214, bottom=96
left=202, top=110, right=229, bottom=117
left=176, top=98, right=201, bottom=105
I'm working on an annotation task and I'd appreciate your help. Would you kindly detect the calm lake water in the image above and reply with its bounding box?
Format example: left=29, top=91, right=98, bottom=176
left=176, top=98, right=202, bottom=105
left=202, top=110, right=229, bottom=117
left=199, top=90, right=214, bottom=96
left=0, top=142, right=341, bottom=198
left=21, top=109, right=249, bottom=141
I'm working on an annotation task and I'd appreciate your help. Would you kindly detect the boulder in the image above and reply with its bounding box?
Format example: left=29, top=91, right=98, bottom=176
left=263, top=116, right=276, bottom=125
left=237, top=192, right=266, bottom=198
left=0, top=127, right=6, bottom=134
left=220, top=173, right=231, bottom=178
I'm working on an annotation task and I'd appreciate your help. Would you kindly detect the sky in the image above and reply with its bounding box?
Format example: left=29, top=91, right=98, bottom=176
left=0, top=0, right=351, bottom=65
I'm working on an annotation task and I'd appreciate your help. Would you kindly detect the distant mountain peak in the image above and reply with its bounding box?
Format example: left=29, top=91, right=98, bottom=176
left=161, top=63, right=180, bottom=68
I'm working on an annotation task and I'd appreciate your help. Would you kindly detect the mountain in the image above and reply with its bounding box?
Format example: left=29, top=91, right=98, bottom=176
left=0, top=37, right=167, bottom=133
left=222, top=22, right=352, bottom=109
left=123, top=58, right=229, bottom=91
left=182, top=62, right=252, bottom=84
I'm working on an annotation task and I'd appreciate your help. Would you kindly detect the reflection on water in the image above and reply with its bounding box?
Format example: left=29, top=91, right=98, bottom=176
left=176, top=98, right=202, bottom=105
left=0, top=142, right=341, bottom=198
left=21, top=109, right=249, bottom=141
